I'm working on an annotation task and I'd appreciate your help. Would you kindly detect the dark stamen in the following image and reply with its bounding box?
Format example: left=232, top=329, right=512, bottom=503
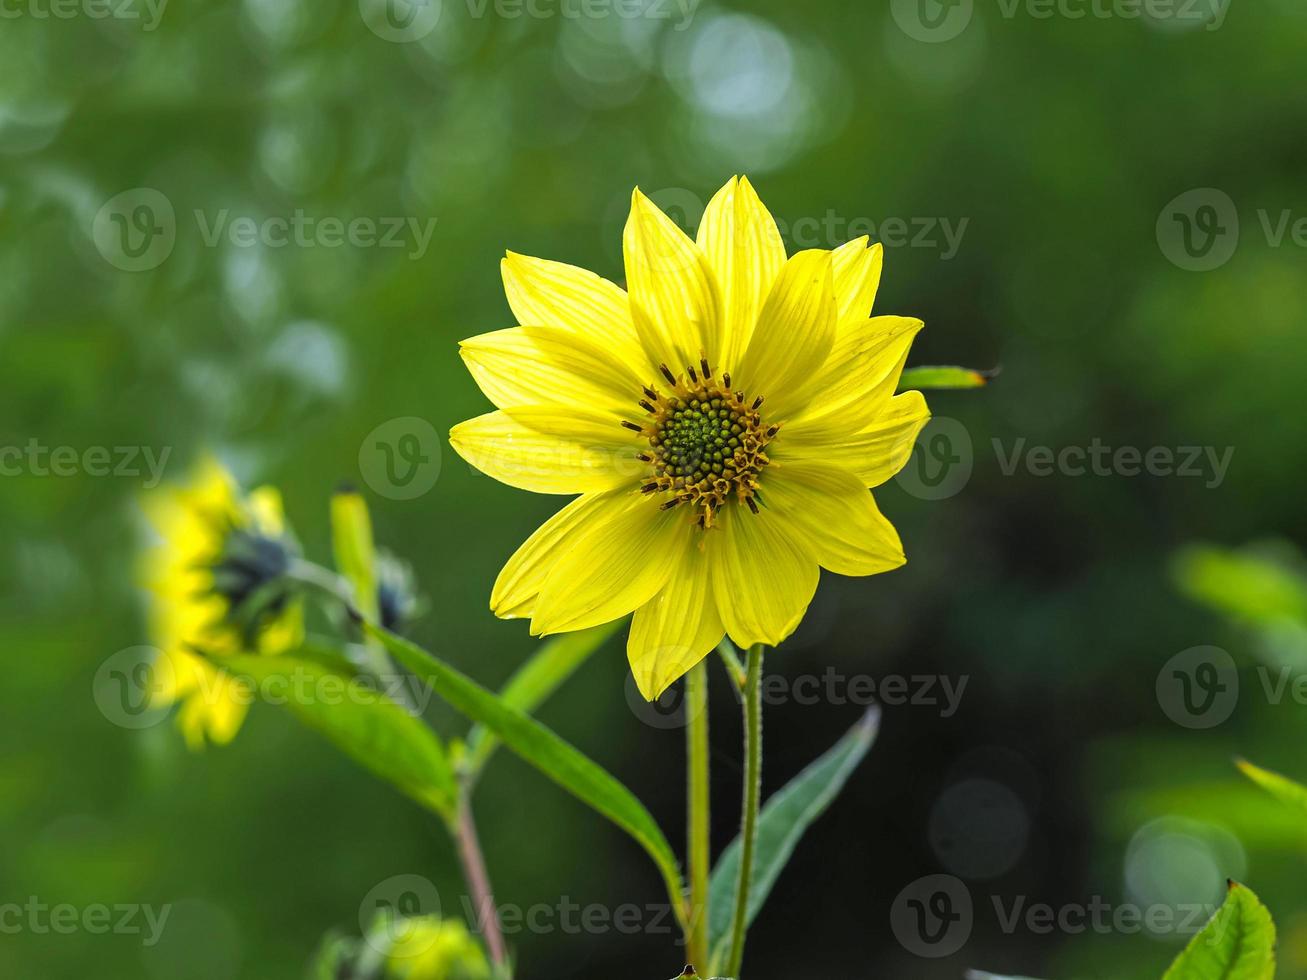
left=659, top=363, right=677, bottom=385
left=746, top=497, right=760, bottom=514
left=700, top=357, right=712, bottom=379
left=621, top=420, right=644, bottom=432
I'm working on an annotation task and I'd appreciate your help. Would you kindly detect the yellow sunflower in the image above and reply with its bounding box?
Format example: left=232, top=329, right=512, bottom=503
left=451, top=177, right=930, bottom=700
left=139, top=455, right=303, bottom=748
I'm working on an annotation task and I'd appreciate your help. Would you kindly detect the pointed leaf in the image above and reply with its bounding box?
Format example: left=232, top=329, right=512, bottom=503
left=1162, top=880, right=1276, bottom=980
left=365, top=623, right=686, bottom=920
left=203, top=651, right=458, bottom=821
left=464, top=620, right=622, bottom=778
left=707, top=709, right=880, bottom=971
left=898, top=365, right=992, bottom=390
left=1237, top=759, right=1307, bottom=815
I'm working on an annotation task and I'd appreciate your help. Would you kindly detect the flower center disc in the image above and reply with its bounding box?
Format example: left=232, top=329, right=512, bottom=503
left=630, top=362, right=776, bottom=528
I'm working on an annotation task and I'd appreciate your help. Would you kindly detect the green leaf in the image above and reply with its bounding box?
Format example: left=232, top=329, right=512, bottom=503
left=898, top=365, right=992, bottom=390
left=1237, top=758, right=1307, bottom=815
left=463, top=620, right=621, bottom=778
left=1173, top=543, right=1307, bottom=628
left=365, top=623, right=687, bottom=923
left=331, top=488, right=379, bottom=621
left=707, top=709, right=880, bottom=972
left=1162, top=880, right=1276, bottom=980
left=203, top=651, right=458, bottom=821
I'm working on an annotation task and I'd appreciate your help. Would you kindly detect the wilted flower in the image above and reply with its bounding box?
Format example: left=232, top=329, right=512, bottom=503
left=139, top=456, right=302, bottom=748
left=452, top=177, right=929, bottom=699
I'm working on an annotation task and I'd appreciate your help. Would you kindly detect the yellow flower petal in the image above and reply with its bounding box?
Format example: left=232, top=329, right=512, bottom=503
left=695, top=175, right=787, bottom=375
left=450, top=410, right=643, bottom=494
left=460, top=326, right=644, bottom=416
left=763, top=462, right=905, bottom=576
left=831, top=237, right=884, bottom=332
left=734, top=249, right=837, bottom=418
left=796, top=315, right=923, bottom=431
left=710, top=505, right=818, bottom=648
left=628, top=536, right=724, bottom=700
left=775, top=389, right=930, bottom=487
left=500, top=251, right=647, bottom=373
left=491, top=491, right=619, bottom=620
left=531, top=490, right=686, bottom=635
left=623, top=188, right=724, bottom=375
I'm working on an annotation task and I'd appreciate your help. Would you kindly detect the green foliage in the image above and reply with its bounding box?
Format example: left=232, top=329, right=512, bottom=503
left=1161, top=881, right=1275, bottom=980
left=706, top=710, right=880, bottom=973
left=1237, top=759, right=1307, bottom=817
left=897, top=365, right=992, bottom=390
left=1173, top=543, right=1307, bottom=629
left=203, top=650, right=458, bottom=821
left=462, top=620, right=622, bottom=779
left=365, top=623, right=687, bottom=926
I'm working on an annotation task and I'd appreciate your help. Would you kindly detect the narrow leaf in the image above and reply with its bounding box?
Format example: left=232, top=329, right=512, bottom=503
left=1237, top=758, right=1307, bottom=815
left=365, top=623, right=686, bottom=919
left=203, top=651, right=458, bottom=821
left=707, top=709, right=880, bottom=971
left=464, top=621, right=621, bottom=777
left=331, top=488, right=379, bottom=621
left=1162, top=880, right=1276, bottom=980
left=898, top=365, right=992, bottom=391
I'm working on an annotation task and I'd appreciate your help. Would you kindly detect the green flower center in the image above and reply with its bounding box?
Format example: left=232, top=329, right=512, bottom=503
left=623, top=360, right=776, bottom=528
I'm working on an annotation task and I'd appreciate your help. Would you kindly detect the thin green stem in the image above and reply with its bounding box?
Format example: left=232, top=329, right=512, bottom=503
left=686, top=659, right=711, bottom=971
left=715, top=638, right=747, bottom=690
left=725, top=644, right=764, bottom=978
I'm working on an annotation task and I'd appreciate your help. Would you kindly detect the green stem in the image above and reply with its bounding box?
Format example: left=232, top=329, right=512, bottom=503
left=725, top=644, right=764, bottom=979
left=686, top=659, right=711, bottom=971
left=715, top=638, right=747, bottom=690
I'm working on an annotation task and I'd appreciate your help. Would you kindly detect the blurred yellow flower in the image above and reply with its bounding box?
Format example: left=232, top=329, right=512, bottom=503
left=451, top=177, right=929, bottom=699
left=384, top=916, right=490, bottom=980
left=139, top=456, right=303, bottom=748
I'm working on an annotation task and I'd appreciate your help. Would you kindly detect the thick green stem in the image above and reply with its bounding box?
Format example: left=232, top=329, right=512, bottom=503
left=686, top=659, right=711, bottom=971
left=725, top=644, right=764, bottom=978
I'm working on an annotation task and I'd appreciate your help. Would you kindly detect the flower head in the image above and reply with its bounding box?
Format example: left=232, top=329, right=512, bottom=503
left=139, top=455, right=303, bottom=748
left=451, top=177, right=930, bottom=699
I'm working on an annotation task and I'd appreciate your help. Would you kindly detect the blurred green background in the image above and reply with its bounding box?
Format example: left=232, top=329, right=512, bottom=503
left=3, top=0, right=1307, bottom=976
